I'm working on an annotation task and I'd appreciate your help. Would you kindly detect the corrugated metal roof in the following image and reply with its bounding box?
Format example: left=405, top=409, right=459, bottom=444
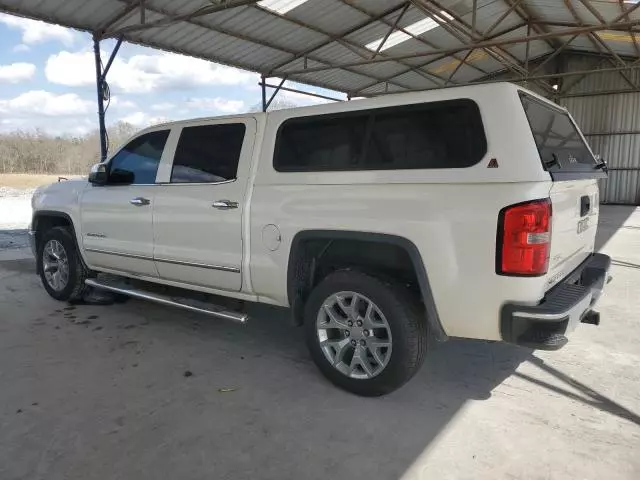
left=1, top=0, right=640, bottom=96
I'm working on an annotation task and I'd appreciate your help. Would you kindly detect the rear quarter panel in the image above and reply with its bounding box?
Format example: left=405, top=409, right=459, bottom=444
left=249, top=84, right=554, bottom=340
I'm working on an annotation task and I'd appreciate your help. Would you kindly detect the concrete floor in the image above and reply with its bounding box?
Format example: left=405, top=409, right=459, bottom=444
left=0, top=206, right=639, bottom=480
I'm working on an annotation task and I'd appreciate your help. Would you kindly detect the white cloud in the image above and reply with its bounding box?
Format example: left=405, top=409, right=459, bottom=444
left=151, top=102, right=176, bottom=111
left=0, top=63, right=36, bottom=83
left=0, top=13, right=75, bottom=46
left=109, top=96, right=138, bottom=110
left=46, top=51, right=256, bottom=93
left=186, top=97, right=245, bottom=114
left=12, top=44, right=30, bottom=53
left=0, top=90, right=93, bottom=117
left=121, top=111, right=169, bottom=127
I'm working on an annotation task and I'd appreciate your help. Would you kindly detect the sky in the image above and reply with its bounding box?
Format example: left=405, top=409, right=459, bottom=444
left=0, top=12, right=343, bottom=136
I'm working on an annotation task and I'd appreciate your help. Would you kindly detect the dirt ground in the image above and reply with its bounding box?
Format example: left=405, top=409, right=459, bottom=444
left=0, top=206, right=639, bottom=480
left=0, top=174, right=80, bottom=190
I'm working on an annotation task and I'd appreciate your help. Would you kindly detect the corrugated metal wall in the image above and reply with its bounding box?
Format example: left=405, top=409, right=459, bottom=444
left=560, top=56, right=640, bottom=205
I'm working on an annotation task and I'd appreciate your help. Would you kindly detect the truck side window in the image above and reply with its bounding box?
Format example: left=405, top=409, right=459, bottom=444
left=366, top=100, right=486, bottom=169
left=109, top=130, right=170, bottom=185
left=274, top=115, right=367, bottom=172
left=170, top=124, right=246, bottom=183
left=273, top=99, right=486, bottom=172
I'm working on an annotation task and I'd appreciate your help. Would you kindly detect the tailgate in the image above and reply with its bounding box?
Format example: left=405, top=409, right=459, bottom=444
left=547, top=179, right=599, bottom=289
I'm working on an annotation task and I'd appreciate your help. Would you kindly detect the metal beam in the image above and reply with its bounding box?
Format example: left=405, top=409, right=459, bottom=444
left=530, top=34, right=580, bottom=76
left=363, top=63, right=640, bottom=97
left=612, top=0, right=640, bottom=23
left=260, top=81, right=344, bottom=103
left=415, top=0, right=527, bottom=77
left=416, top=0, right=554, bottom=95
left=351, top=21, right=528, bottom=95
left=446, top=49, right=473, bottom=85
left=261, top=76, right=267, bottom=112
left=484, top=0, right=524, bottom=36
left=264, top=77, right=286, bottom=110
left=106, top=0, right=414, bottom=94
left=275, top=20, right=640, bottom=77
left=106, top=0, right=261, bottom=37
left=618, top=0, right=640, bottom=58
left=564, top=0, right=637, bottom=89
left=101, top=36, right=123, bottom=82
left=339, top=0, right=490, bottom=79
left=503, top=0, right=559, bottom=50
left=254, top=1, right=445, bottom=90
left=97, top=1, right=142, bottom=36
left=266, top=2, right=410, bottom=73
left=372, top=2, right=410, bottom=58
left=413, top=0, right=537, bottom=94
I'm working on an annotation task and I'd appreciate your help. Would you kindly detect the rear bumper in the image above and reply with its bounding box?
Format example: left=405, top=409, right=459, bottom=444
left=501, top=253, right=611, bottom=350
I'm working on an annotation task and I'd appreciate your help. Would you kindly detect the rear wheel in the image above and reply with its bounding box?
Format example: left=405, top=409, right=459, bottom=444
left=38, top=226, right=89, bottom=302
left=304, top=270, right=427, bottom=396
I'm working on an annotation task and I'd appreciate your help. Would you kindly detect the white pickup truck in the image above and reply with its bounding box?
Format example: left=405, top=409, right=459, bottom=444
left=30, top=83, right=611, bottom=396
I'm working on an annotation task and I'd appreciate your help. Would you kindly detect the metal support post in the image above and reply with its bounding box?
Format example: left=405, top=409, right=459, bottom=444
left=93, top=35, right=124, bottom=163
left=93, top=35, right=107, bottom=163
left=261, top=75, right=267, bottom=112
left=264, top=77, right=286, bottom=111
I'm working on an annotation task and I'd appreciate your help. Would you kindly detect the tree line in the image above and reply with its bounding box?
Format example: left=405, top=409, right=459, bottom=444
left=0, top=122, right=137, bottom=175
left=0, top=98, right=307, bottom=175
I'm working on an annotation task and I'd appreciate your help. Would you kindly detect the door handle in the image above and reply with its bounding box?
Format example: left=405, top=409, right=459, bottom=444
left=130, top=197, right=151, bottom=206
left=212, top=200, right=239, bottom=210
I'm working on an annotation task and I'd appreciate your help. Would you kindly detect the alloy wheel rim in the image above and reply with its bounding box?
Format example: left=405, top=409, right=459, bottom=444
left=316, top=291, right=392, bottom=379
left=42, top=239, right=70, bottom=292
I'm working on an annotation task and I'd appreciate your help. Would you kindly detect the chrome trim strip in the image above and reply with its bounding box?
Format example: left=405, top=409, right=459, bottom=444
left=85, top=248, right=241, bottom=273
left=85, top=248, right=154, bottom=261
left=85, top=279, right=248, bottom=323
left=157, top=179, right=237, bottom=186
left=154, top=256, right=241, bottom=273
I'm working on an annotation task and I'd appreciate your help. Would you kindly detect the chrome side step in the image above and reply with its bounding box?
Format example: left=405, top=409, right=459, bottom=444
left=85, top=278, right=248, bottom=324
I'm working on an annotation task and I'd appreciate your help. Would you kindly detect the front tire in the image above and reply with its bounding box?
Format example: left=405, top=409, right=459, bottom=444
left=304, top=270, right=427, bottom=396
left=38, top=226, right=89, bottom=302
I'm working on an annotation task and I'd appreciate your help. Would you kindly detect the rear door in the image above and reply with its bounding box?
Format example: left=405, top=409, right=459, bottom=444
left=520, top=93, right=606, bottom=288
left=152, top=118, right=256, bottom=291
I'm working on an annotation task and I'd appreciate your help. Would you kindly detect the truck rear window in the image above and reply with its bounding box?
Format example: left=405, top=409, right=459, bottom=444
left=520, top=93, right=600, bottom=178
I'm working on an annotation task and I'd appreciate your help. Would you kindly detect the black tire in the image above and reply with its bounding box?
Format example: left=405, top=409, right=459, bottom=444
left=38, top=226, right=90, bottom=302
left=304, top=270, right=427, bottom=396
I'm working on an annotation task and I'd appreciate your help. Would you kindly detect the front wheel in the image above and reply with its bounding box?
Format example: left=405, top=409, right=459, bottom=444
left=304, top=270, right=427, bottom=396
left=38, top=226, right=89, bottom=302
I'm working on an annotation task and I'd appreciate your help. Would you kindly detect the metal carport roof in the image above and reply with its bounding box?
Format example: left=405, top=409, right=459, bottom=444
left=2, top=0, right=640, bottom=99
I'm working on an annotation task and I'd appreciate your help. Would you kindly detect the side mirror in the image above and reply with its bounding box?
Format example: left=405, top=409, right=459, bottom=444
left=88, top=163, right=108, bottom=185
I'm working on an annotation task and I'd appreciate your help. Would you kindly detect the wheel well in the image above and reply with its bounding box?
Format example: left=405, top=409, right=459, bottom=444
left=288, top=233, right=421, bottom=325
left=32, top=213, right=75, bottom=272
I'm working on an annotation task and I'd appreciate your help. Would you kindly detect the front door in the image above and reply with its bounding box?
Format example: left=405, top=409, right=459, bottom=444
left=152, top=118, right=256, bottom=291
left=80, top=129, right=172, bottom=277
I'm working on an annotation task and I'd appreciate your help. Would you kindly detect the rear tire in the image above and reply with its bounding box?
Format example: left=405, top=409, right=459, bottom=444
left=304, top=270, right=427, bottom=396
left=38, top=226, right=89, bottom=302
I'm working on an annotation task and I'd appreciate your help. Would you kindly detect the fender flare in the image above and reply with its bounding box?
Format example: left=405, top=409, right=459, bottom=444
left=287, top=230, right=448, bottom=341
left=32, top=210, right=87, bottom=273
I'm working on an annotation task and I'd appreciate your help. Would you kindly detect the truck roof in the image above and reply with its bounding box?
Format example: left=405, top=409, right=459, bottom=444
left=141, top=81, right=559, bottom=133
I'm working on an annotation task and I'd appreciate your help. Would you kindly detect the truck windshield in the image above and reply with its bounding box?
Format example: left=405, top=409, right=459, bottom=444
left=520, top=93, right=598, bottom=174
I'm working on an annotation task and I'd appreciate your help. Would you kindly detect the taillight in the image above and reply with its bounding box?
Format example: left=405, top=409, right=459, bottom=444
left=497, top=199, right=551, bottom=276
